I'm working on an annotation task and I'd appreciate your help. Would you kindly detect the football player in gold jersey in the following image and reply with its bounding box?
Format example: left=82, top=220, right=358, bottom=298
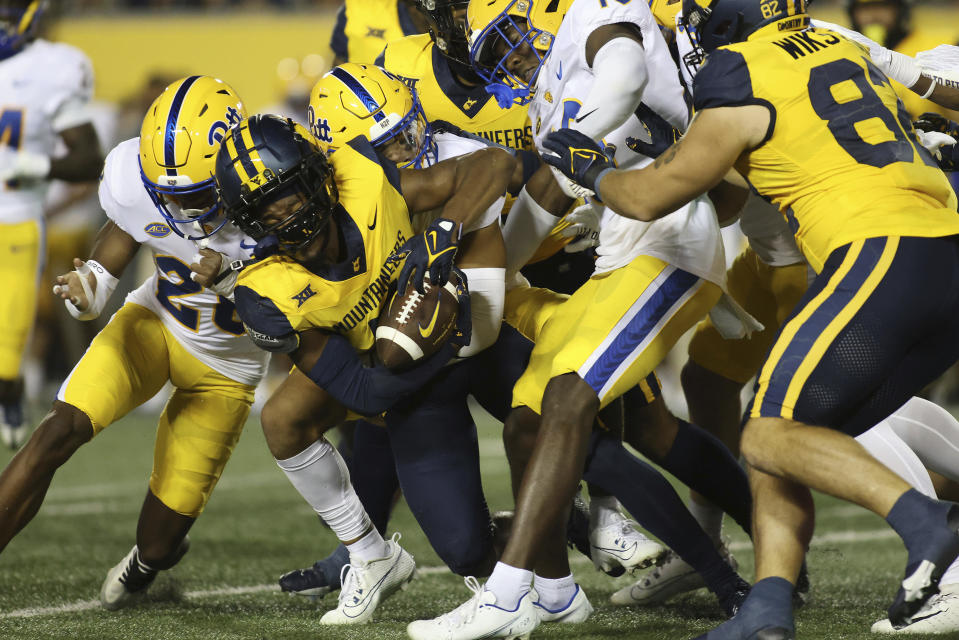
left=544, top=0, right=959, bottom=636
left=215, top=114, right=513, bottom=624
left=330, top=0, right=429, bottom=65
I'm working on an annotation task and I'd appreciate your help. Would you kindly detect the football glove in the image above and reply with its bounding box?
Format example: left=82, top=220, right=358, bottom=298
left=937, top=143, right=958, bottom=173
left=560, top=202, right=601, bottom=253
left=542, top=128, right=616, bottom=202
left=914, top=112, right=959, bottom=140
left=625, top=106, right=682, bottom=159
left=449, top=267, right=472, bottom=349
left=392, top=217, right=462, bottom=295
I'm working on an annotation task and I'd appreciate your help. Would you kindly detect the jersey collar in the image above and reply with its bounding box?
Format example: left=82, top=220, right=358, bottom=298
left=303, top=204, right=367, bottom=281
left=431, top=45, right=494, bottom=118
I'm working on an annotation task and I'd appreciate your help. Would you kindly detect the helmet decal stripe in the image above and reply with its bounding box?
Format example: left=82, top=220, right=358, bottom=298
left=330, top=67, right=386, bottom=123
left=17, top=1, right=40, bottom=36
left=237, top=123, right=265, bottom=184
left=163, top=75, right=201, bottom=176
left=223, top=129, right=251, bottom=185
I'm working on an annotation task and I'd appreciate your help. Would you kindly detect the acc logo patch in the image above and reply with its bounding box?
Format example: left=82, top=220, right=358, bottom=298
left=144, top=222, right=172, bottom=238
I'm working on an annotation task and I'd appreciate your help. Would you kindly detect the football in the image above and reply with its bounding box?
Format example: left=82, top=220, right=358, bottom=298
left=374, top=273, right=460, bottom=370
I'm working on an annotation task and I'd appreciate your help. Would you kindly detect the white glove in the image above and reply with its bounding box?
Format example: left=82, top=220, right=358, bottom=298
left=917, top=130, right=958, bottom=160
left=813, top=20, right=921, bottom=88
left=0, top=147, right=51, bottom=183
left=916, top=45, right=959, bottom=84
left=560, top=202, right=601, bottom=253
left=548, top=164, right=596, bottom=200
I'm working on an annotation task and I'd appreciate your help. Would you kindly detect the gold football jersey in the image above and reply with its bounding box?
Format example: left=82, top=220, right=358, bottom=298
left=234, top=138, right=412, bottom=352
left=331, top=0, right=422, bottom=64
left=378, top=34, right=534, bottom=151
left=694, top=26, right=959, bottom=273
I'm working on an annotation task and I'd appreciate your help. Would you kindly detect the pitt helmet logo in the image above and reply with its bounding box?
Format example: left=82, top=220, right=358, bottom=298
left=207, top=106, right=243, bottom=145
left=292, top=284, right=317, bottom=308
left=144, top=222, right=172, bottom=238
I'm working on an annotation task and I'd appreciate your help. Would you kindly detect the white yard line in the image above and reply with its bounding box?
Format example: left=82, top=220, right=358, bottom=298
left=0, top=527, right=903, bottom=620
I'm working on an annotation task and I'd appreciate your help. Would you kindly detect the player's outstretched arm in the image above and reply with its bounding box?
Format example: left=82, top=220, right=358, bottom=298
left=50, top=122, right=104, bottom=182
left=52, top=220, right=139, bottom=319
left=543, top=105, right=768, bottom=222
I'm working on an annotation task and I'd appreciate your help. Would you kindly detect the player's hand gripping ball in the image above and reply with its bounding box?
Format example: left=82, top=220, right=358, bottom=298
left=375, top=268, right=470, bottom=370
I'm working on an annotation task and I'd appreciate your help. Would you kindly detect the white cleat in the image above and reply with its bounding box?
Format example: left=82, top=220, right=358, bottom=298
left=407, top=576, right=539, bottom=640
left=99, top=546, right=158, bottom=611
left=533, top=585, right=594, bottom=624
left=610, top=542, right=738, bottom=606
left=320, top=532, right=416, bottom=625
left=589, top=515, right=666, bottom=574
left=872, top=583, right=959, bottom=634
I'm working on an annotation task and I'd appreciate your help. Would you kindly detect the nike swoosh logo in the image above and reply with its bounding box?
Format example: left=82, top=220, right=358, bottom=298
left=342, top=557, right=398, bottom=617
left=909, top=611, right=944, bottom=624
left=556, top=61, right=563, bottom=80
left=575, top=108, right=599, bottom=123
left=239, top=240, right=257, bottom=250
left=368, top=206, right=378, bottom=230
left=595, top=541, right=639, bottom=559
left=419, top=295, right=441, bottom=338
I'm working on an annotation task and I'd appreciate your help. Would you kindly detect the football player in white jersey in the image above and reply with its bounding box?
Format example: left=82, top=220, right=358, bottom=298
left=0, top=76, right=270, bottom=610
left=0, top=0, right=102, bottom=449
left=405, top=0, right=757, bottom=637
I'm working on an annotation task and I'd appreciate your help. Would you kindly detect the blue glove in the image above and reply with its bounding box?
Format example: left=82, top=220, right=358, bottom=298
left=541, top=128, right=616, bottom=202
left=392, top=217, right=461, bottom=295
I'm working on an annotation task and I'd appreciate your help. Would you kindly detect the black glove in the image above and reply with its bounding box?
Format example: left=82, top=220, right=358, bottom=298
left=939, top=143, right=959, bottom=173
left=391, top=217, right=461, bottom=295
left=449, top=267, right=471, bottom=349
left=914, top=112, right=959, bottom=139
left=541, top=128, right=616, bottom=201
left=625, top=104, right=682, bottom=159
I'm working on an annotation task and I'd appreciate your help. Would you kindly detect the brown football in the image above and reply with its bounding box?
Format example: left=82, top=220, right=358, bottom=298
left=374, top=273, right=459, bottom=370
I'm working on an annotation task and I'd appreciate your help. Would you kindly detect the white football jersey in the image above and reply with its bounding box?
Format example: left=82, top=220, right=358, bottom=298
left=0, top=39, right=94, bottom=224
left=673, top=12, right=803, bottom=267
left=530, top=0, right=725, bottom=284
left=98, top=138, right=269, bottom=386
left=427, top=131, right=504, bottom=233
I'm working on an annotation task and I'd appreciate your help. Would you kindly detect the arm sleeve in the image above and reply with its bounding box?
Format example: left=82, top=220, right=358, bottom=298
left=233, top=285, right=301, bottom=353
left=571, top=37, right=648, bottom=140
left=50, top=50, right=95, bottom=132
left=305, top=334, right=458, bottom=416
left=455, top=267, right=505, bottom=358
left=502, top=186, right=563, bottom=277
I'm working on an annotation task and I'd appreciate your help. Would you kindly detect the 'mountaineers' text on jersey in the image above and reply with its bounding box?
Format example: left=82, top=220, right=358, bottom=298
left=233, top=138, right=412, bottom=353
left=531, top=0, right=725, bottom=285
left=98, top=139, right=269, bottom=386
left=0, top=40, right=93, bottom=224
left=330, top=0, right=421, bottom=63
left=694, top=28, right=959, bottom=273
left=378, top=34, right=534, bottom=151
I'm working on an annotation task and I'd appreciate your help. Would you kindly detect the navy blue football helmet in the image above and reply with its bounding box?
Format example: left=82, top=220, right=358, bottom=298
left=0, top=1, right=45, bottom=61
left=681, top=0, right=809, bottom=54
left=214, top=114, right=338, bottom=256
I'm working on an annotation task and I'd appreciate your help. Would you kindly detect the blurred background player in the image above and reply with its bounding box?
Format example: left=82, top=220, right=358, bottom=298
left=330, top=0, right=429, bottom=66
left=0, top=76, right=269, bottom=610
left=0, top=0, right=103, bottom=449
left=846, top=0, right=959, bottom=119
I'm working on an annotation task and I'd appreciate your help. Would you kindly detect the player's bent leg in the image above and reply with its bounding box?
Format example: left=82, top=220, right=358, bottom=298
left=260, top=367, right=348, bottom=459
left=0, top=400, right=93, bottom=551
left=386, top=366, right=496, bottom=578
left=0, top=219, right=41, bottom=450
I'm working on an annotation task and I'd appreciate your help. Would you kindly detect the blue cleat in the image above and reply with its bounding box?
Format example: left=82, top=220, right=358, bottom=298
left=279, top=543, right=349, bottom=601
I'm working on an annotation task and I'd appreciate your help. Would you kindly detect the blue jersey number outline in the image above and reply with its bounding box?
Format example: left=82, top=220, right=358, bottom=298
left=154, top=255, right=245, bottom=336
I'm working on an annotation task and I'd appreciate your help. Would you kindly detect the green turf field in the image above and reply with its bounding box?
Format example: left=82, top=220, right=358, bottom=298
left=0, top=405, right=931, bottom=639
